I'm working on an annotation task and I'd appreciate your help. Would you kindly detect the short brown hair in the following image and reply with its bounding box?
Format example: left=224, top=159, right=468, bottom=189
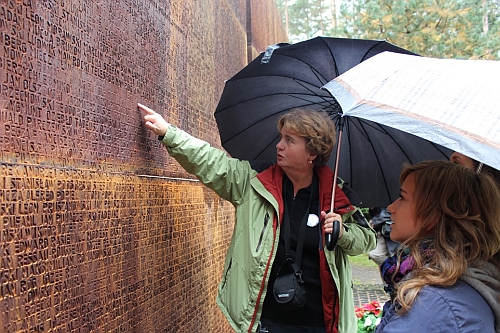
left=277, top=108, right=336, bottom=166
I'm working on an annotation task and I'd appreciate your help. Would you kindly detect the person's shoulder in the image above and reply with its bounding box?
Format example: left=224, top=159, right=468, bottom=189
left=400, top=282, right=476, bottom=322
left=417, top=282, right=495, bottom=331
left=249, top=160, right=274, bottom=173
left=422, top=280, right=480, bottom=299
left=371, top=209, right=392, bottom=225
left=419, top=281, right=493, bottom=318
left=378, top=282, right=495, bottom=332
left=419, top=281, right=477, bottom=303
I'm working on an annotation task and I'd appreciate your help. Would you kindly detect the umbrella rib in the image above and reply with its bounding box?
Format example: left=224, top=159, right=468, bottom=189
left=292, top=76, right=341, bottom=110
left=218, top=45, right=341, bottom=114
left=349, top=118, right=451, bottom=205
left=255, top=133, right=280, bottom=161
left=219, top=74, right=337, bottom=115
left=263, top=44, right=334, bottom=83
left=220, top=99, right=323, bottom=144
left=348, top=119, right=394, bottom=202
left=355, top=119, right=450, bottom=161
left=318, top=37, right=340, bottom=77
left=225, top=73, right=325, bottom=86
left=216, top=88, right=332, bottom=114
left=216, top=93, right=325, bottom=114
left=359, top=41, right=385, bottom=62
left=357, top=119, right=413, bottom=160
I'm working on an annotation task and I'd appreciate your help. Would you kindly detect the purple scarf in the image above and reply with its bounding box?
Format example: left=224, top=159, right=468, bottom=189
left=380, top=242, right=431, bottom=297
left=381, top=247, right=415, bottom=287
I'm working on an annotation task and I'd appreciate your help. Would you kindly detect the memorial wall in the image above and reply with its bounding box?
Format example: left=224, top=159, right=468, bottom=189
left=0, top=0, right=287, bottom=332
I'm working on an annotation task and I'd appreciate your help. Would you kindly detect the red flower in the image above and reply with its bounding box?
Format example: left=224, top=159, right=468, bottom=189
left=361, top=301, right=381, bottom=316
left=355, top=306, right=365, bottom=318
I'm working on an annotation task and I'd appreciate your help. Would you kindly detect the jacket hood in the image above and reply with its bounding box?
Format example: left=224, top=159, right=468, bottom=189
left=460, top=259, right=500, bottom=333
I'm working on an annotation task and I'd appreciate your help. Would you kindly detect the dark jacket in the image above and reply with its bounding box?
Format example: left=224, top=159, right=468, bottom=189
left=371, top=209, right=399, bottom=256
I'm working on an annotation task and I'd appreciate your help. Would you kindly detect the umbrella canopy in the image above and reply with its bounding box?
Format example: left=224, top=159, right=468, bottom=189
left=215, top=36, right=417, bottom=163
left=215, top=37, right=452, bottom=208
left=323, top=51, right=500, bottom=171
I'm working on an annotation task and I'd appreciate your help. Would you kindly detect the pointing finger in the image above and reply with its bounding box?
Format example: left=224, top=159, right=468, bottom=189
left=138, top=103, right=156, bottom=115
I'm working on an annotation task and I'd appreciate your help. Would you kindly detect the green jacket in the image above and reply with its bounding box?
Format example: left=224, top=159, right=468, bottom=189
left=162, top=124, right=377, bottom=333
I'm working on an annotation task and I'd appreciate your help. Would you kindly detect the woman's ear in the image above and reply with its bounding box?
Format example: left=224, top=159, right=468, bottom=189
left=450, top=152, right=475, bottom=171
left=450, top=152, right=462, bottom=164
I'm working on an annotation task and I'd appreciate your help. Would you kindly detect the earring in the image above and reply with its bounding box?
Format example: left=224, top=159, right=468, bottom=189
left=309, top=160, right=312, bottom=164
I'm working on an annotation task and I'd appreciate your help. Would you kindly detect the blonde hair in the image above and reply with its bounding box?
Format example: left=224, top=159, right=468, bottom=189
left=394, top=160, right=500, bottom=314
left=277, top=108, right=336, bottom=166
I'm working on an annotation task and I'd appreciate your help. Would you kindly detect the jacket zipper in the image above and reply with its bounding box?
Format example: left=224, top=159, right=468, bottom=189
left=255, top=213, right=270, bottom=252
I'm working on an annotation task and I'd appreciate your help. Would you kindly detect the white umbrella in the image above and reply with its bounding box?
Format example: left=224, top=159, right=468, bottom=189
left=322, top=51, right=500, bottom=170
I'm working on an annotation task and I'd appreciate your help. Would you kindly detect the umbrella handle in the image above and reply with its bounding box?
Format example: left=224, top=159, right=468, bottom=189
left=327, top=118, right=344, bottom=251
left=325, top=220, right=341, bottom=251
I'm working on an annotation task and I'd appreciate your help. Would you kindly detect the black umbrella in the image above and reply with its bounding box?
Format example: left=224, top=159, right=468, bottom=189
left=214, top=36, right=451, bottom=208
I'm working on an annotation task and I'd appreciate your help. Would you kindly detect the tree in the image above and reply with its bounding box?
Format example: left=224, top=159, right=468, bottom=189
left=275, top=0, right=500, bottom=59
left=337, top=0, right=500, bottom=59
left=276, top=0, right=337, bottom=42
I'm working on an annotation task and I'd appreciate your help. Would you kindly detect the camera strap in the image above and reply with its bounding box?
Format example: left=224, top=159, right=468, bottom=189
left=282, top=171, right=318, bottom=269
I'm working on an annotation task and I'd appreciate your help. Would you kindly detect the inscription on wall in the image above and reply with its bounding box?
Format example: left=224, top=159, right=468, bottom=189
left=0, top=0, right=285, bottom=331
left=0, top=0, right=239, bottom=332
left=0, top=0, right=168, bottom=169
left=0, top=162, right=235, bottom=332
left=0, top=164, right=172, bottom=331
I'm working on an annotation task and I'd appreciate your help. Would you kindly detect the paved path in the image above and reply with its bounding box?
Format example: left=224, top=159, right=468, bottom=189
left=351, top=263, right=390, bottom=307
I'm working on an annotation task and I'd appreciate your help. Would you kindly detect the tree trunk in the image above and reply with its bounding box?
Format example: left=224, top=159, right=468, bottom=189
left=482, top=0, right=488, bottom=34
left=331, top=0, right=337, bottom=31
left=285, top=0, right=290, bottom=37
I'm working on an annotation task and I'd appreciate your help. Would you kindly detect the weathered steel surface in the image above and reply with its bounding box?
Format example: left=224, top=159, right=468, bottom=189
left=0, top=0, right=285, bottom=331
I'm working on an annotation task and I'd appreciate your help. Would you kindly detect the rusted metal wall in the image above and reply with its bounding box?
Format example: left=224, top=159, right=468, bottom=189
left=248, top=0, right=288, bottom=59
left=0, top=0, right=286, bottom=332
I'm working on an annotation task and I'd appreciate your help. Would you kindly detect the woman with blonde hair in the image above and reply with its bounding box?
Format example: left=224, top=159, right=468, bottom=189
left=376, top=160, right=500, bottom=333
left=140, top=104, right=376, bottom=333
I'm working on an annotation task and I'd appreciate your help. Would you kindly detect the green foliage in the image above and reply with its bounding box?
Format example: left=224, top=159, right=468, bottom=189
left=357, top=313, right=380, bottom=333
left=276, top=0, right=500, bottom=59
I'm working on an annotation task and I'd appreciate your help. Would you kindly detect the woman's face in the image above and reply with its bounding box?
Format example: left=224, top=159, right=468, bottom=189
left=387, top=174, right=423, bottom=243
left=276, top=126, right=315, bottom=173
left=450, top=151, right=475, bottom=171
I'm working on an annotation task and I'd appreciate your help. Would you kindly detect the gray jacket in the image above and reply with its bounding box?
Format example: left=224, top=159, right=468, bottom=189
left=376, top=260, right=500, bottom=333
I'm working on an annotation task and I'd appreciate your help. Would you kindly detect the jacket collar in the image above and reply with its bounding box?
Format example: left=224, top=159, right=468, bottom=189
left=257, top=165, right=353, bottom=215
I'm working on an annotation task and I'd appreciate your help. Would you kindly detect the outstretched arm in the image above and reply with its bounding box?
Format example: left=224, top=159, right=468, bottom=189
left=137, top=102, right=254, bottom=204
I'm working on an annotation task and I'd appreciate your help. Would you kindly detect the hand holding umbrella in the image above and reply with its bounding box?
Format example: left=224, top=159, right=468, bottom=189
left=214, top=37, right=450, bottom=214
left=322, top=211, right=343, bottom=250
